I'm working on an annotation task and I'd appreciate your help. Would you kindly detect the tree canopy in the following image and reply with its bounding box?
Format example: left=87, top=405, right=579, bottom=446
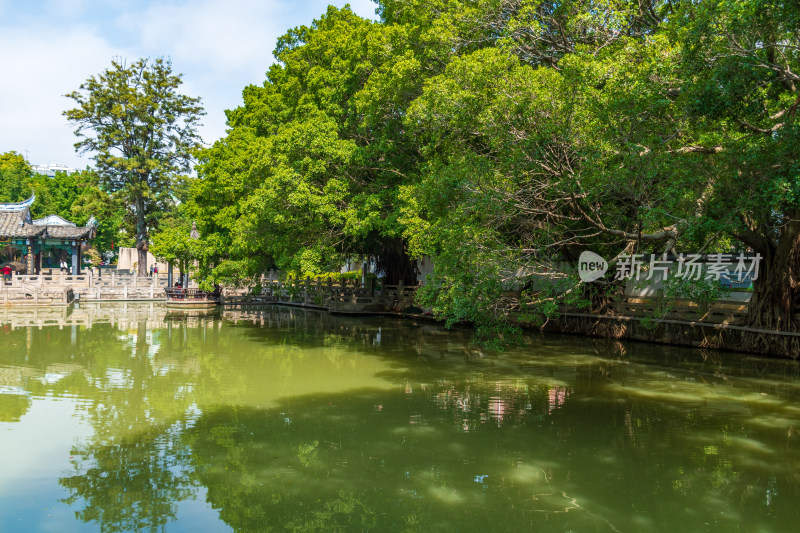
left=0, top=151, right=33, bottom=203
left=188, top=5, right=451, bottom=286
left=0, top=151, right=125, bottom=260
left=397, top=0, right=800, bottom=353
left=64, top=57, right=205, bottom=276
left=187, top=0, right=800, bottom=354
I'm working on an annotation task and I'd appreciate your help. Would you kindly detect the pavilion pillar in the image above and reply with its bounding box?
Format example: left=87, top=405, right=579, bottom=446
left=26, top=243, right=34, bottom=274
left=71, top=241, right=79, bottom=275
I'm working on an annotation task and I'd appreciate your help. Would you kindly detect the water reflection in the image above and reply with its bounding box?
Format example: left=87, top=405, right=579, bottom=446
left=0, top=304, right=799, bottom=531
left=61, top=420, right=197, bottom=533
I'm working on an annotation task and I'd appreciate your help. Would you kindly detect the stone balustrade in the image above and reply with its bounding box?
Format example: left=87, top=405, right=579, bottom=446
left=1, top=270, right=179, bottom=305
left=222, top=275, right=419, bottom=313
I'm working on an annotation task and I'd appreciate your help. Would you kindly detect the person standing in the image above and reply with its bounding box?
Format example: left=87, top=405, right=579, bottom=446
left=2, top=264, right=11, bottom=282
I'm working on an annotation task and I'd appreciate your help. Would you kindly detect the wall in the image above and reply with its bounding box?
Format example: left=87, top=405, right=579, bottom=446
left=116, top=247, right=178, bottom=275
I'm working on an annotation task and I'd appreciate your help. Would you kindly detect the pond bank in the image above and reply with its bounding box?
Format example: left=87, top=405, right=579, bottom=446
left=223, top=297, right=800, bottom=359
left=540, top=312, right=800, bottom=358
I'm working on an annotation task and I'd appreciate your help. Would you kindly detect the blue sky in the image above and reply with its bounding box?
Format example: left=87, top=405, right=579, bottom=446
left=0, top=0, right=378, bottom=170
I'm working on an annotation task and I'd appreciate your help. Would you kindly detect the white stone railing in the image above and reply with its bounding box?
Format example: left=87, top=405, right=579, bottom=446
left=2, top=271, right=174, bottom=289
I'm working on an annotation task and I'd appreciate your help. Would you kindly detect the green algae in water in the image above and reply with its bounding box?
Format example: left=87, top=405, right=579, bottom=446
left=0, top=303, right=799, bottom=532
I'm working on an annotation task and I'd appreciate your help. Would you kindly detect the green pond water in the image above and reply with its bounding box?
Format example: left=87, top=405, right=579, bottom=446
left=1, top=303, right=799, bottom=532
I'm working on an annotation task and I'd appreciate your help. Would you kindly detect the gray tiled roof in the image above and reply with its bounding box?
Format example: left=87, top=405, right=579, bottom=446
left=46, top=226, right=94, bottom=239
left=0, top=207, right=93, bottom=240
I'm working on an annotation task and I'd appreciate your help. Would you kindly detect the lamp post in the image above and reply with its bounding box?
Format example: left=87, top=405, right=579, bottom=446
left=185, top=222, right=199, bottom=288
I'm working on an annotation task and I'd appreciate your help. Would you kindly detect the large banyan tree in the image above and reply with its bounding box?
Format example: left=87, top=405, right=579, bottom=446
left=189, top=5, right=441, bottom=285
left=399, top=0, right=800, bottom=355
left=192, top=0, right=800, bottom=355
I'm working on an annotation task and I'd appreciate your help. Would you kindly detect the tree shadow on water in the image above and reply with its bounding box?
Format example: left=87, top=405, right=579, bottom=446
left=180, top=386, right=606, bottom=533
left=48, top=306, right=800, bottom=533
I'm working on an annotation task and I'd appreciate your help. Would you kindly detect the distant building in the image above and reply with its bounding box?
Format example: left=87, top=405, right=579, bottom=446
left=29, top=163, right=77, bottom=177
left=0, top=194, right=96, bottom=274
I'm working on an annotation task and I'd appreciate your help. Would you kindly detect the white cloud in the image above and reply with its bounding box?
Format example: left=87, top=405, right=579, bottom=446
left=119, top=1, right=281, bottom=75
left=0, top=0, right=379, bottom=168
left=0, top=25, right=120, bottom=168
left=42, top=0, right=93, bottom=20
left=117, top=0, right=292, bottom=149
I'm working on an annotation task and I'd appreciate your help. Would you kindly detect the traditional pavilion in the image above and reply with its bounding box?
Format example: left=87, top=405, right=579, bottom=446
left=0, top=194, right=96, bottom=275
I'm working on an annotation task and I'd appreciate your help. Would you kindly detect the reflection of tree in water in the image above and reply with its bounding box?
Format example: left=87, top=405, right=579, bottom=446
left=0, top=392, right=31, bottom=422
left=182, top=408, right=383, bottom=532
left=60, top=422, right=197, bottom=533
left=224, top=305, right=479, bottom=357
left=181, top=381, right=597, bottom=533
left=3, top=304, right=800, bottom=532
left=57, top=319, right=204, bottom=532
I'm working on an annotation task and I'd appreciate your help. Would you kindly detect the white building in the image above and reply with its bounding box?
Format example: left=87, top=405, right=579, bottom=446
left=30, top=163, right=77, bottom=177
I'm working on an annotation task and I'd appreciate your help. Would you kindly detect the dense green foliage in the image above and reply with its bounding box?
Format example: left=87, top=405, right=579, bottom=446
left=402, top=0, right=800, bottom=353
left=189, top=6, right=436, bottom=286
left=0, top=152, right=32, bottom=203
left=0, top=1, right=774, bottom=353
left=185, top=1, right=800, bottom=353
left=64, top=58, right=205, bottom=276
left=149, top=215, right=196, bottom=278
left=0, top=151, right=126, bottom=259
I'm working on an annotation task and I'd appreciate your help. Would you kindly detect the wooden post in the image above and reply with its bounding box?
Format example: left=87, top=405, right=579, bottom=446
left=304, top=276, right=310, bottom=305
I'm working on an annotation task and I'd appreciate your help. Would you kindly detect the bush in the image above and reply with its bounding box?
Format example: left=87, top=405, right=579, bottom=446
left=305, top=270, right=371, bottom=282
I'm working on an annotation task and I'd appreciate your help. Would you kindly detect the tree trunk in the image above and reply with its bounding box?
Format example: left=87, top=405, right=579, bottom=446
left=744, top=211, right=800, bottom=357
left=136, top=201, right=148, bottom=278
left=377, top=238, right=418, bottom=285
left=136, top=243, right=148, bottom=278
